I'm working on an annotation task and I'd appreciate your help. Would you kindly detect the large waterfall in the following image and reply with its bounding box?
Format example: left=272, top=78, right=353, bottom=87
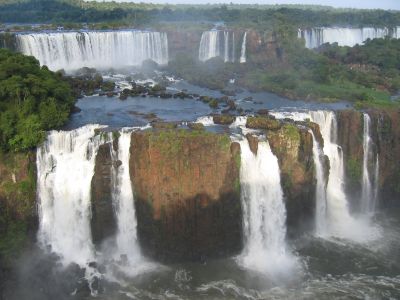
left=310, top=130, right=327, bottom=235
left=361, top=113, right=379, bottom=214
left=298, top=27, right=400, bottom=48
left=16, top=30, right=169, bottom=72
left=239, top=32, right=247, bottom=63
left=199, top=30, right=236, bottom=62
left=111, top=130, right=141, bottom=264
left=309, top=111, right=357, bottom=238
left=36, top=125, right=150, bottom=278
left=237, top=138, right=296, bottom=275
left=36, top=124, right=105, bottom=266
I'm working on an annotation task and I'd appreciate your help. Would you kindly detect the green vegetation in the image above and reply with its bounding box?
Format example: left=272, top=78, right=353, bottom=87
left=347, top=157, right=362, bottom=184
left=0, top=49, right=74, bottom=152
left=169, top=26, right=400, bottom=109
left=1, top=0, right=400, bottom=28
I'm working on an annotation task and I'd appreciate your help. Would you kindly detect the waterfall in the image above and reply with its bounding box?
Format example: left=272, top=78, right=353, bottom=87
left=299, top=27, right=398, bottom=48
left=16, top=30, right=169, bottom=72
left=361, top=113, right=379, bottom=214
left=361, top=113, right=373, bottom=213
left=310, top=130, right=327, bottom=236
left=224, top=31, right=229, bottom=62
left=240, top=32, right=247, bottom=63
left=199, top=30, right=235, bottom=62
left=237, top=138, right=296, bottom=275
left=111, top=130, right=141, bottom=263
left=36, top=124, right=105, bottom=266
left=309, top=111, right=357, bottom=237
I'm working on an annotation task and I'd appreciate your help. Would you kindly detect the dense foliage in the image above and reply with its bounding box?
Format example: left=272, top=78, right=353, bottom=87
left=168, top=28, right=400, bottom=108
left=0, top=0, right=399, bottom=27
left=0, top=49, right=74, bottom=151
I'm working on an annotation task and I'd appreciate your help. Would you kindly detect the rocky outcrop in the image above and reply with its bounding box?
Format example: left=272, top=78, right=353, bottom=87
left=267, top=123, right=315, bottom=233
left=0, top=151, right=37, bottom=289
left=166, top=29, right=203, bottom=60
left=369, top=109, right=400, bottom=206
left=90, top=142, right=117, bottom=246
left=336, top=110, right=364, bottom=208
left=246, top=116, right=281, bottom=130
left=130, top=129, right=242, bottom=262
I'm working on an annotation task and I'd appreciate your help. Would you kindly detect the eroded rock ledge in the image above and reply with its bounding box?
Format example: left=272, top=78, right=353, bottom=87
left=130, top=129, right=242, bottom=262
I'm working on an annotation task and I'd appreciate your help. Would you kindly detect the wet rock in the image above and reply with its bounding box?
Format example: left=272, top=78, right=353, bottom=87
left=213, top=115, right=235, bottom=125
left=246, top=116, right=281, bottom=130
left=187, top=122, right=205, bottom=130
left=130, top=130, right=242, bottom=262
left=246, top=134, right=259, bottom=155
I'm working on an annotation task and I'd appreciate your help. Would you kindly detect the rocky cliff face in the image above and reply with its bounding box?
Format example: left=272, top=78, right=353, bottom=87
left=90, top=141, right=117, bottom=246
left=336, top=109, right=400, bottom=208
left=130, top=129, right=242, bottom=262
left=336, top=110, right=364, bottom=209
left=0, top=151, right=37, bottom=289
left=266, top=123, right=316, bottom=233
left=369, top=109, right=400, bottom=206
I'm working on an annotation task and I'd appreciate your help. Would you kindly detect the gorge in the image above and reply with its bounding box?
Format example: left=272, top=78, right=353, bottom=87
left=0, top=4, right=400, bottom=298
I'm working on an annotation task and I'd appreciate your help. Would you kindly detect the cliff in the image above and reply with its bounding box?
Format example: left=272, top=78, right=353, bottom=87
left=129, top=129, right=242, bottom=262
left=266, top=123, right=316, bottom=233
left=0, top=151, right=37, bottom=290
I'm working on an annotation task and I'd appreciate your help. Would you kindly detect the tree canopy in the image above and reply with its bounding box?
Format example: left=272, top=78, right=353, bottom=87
left=0, top=49, right=75, bottom=152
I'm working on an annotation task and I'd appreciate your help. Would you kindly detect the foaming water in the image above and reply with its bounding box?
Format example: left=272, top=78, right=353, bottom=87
left=199, top=30, right=235, bottom=62
left=310, top=111, right=380, bottom=242
left=310, top=130, right=327, bottom=236
left=36, top=124, right=106, bottom=266
left=17, top=30, right=169, bottom=71
left=237, top=138, right=299, bottom=277
left=298, top=27, right=399, bottom=48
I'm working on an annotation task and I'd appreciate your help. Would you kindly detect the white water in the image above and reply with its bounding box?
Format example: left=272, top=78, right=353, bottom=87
left=361, top=113, right=379, bottom=214
left=237, top=138, right=297, bottom=275
left=17, top=30, right=169, bottom=72
left=240, top=32, right=247, bottom=63
left=310, top=111, right=379, bottom=241
left=361, top=113, right=373, bottom=213
left=310, top=130, right=327, bottom=236
left=36, top=124, right=105, bottom=266
left=298, top=27, right=400, bottom=48
left=199, top=30, right=235, bottom=62
left=111, top=130, right=141, bottom=263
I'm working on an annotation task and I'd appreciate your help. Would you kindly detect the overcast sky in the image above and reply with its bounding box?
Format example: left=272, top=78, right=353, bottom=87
left=99, top=0, right=400, bottom=10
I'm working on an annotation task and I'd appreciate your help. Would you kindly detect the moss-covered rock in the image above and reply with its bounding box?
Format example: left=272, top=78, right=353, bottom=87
left=336, top=110, right=364, bottom=206
left=187, top=122, right=205, bottom=130
left=267, top=124, right=315, bottom=233
left=246, top=116, right=281, bottom=130
left=90, top=142, right=117, bottom=246
left=130, top=129, right=242, bottom=262
left=213, top=115, right=235, bottom=125
left=0, top=151, right=37, bottom=267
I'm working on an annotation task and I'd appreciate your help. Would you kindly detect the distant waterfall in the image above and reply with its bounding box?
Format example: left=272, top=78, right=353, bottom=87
left=237, top=138, right=296, bottom=275
left=240, top=32, right=247, bottom=63
left=361, top=113, right=379, bottom=214
left=16, top=30, right=169, bottom=72
left=36, top=124, right=105, bottom=266
left=199, top=30, right=235, bottom=62
left=310, top=130, right=327, bottom=236
left=111, top=130, right=141, bottom=264
left=299, top=27, right=399, bottom=48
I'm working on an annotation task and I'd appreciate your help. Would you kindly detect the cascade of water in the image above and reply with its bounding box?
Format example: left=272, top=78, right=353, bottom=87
left=309, top=111, right=371, bottom=239
left=36, top=124, right=106, bottom=266
left=224, top=31, right=230, bottom=62
left=237, top=138, right=296, bottom=275
left=299, top=27, right=398, bottom=48
left=110, top=130, right=141, bottom=263
left=310, top=130, right=327, bottom=236
left=199, top=30, right=235, bottom=62
left=17, top=30, right=169, bottom=72
left=361, top=113, right=373, bottom=213
left=240, top=32, right=247, bottom=63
